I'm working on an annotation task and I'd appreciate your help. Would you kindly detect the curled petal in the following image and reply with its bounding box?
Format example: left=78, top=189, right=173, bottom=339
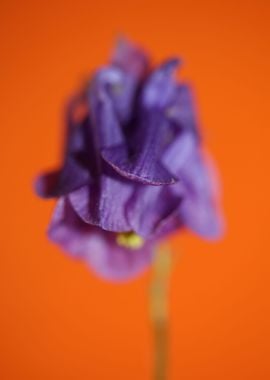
left=101, top=61, right=182, bottom=184
left=126, top=185, right=181, bottom=238
left=178, top=150, right=224, bottom=239
left=35, top=156, right=91, bottom=198
left=154, top=208, right=183, bottom=238
left=35, top=99, right=93, bottom=198
left=68, top=170, right=133, bottom=232
left=162, top=131, right=196, bottom=176
left=102, top=109, right=177, bottom=185
left=102, top=144, right=176, bottom=185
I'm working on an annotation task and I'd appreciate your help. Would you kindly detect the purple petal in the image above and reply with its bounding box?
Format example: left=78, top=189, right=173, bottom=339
left=102, top=109, right=177, bottom=185
left=178, top=150, right=223, bottom=239
left=141, top=59, right=180, bottom=109
left=162, top=131, right=196, bottom=176
left=83, top=231, right=154, bottom=281
left=35, top=97, right=95, bottom=198
left=154, top=208, right=183, bottom=238
left=161, top=129, right=222, bottom=239
left=89, top=70, right=125, bottom=148
left=48, top=197, right=154, bottom=281
left=166, top=84, right=199, bottom=136
left=126, top=185, right=181, bottom=238
left=101, top=61, right=181, bottom=184
left=111, top=37, right=149, bottom=79
left=35, top=156, right=91, bottom=198
left=102, top=144, right=176, bottom=185
left=91, top=66, right=139, bottom=125
left=68, top=170, right=134, bottom=232
left=180, top=195, right=223, bottom=239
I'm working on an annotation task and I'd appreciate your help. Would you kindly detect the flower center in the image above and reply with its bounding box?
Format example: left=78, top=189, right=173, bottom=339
left=116, top=232, right=144, bottom=250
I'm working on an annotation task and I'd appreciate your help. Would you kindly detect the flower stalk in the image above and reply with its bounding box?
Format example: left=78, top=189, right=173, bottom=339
left=150, top=245, right=172, bottom=380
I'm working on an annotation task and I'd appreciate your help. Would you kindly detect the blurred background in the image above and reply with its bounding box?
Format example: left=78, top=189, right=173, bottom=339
left=1, top=0, right=269, bottom=379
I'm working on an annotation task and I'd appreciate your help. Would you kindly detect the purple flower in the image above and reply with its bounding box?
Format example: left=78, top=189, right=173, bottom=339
left=35, top=38, right=223, bottom=281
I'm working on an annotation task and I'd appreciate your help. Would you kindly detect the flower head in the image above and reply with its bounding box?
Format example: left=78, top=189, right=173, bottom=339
left=35, top=38, right=223, bottom=280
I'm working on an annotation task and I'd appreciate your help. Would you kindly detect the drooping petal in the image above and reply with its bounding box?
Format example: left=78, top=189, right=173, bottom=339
left=126, top=184, right=181, bottom=238
left=68, top=167, right=134, bottom=232
left=180, top=194, right=223, bottom=239
left=35, top=156, right=91, bottom=198
left=178, top=150, right=223, bottom=239
left=154, top=207, right=183, bottom=238
left=35, top=106, right=93, bottom=198
left=161, top=127, right=222, bottom=239
left=48, top=197, right=154, bottom=281
left=162, top=131, right=196, bottom=176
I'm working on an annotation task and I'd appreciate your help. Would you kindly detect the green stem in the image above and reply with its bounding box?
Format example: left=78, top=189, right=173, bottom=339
left=150, top=245, right=172, bottom=380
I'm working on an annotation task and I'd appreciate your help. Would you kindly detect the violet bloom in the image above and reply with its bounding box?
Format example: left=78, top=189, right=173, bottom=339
left=35, top=39, right=223, bottom=281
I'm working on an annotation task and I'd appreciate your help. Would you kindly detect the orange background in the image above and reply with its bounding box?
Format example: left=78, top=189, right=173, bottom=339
left=1, top=0, right=270, bottom=379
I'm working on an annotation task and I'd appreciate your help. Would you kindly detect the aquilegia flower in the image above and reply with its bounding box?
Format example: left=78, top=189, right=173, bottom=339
left=35, top=39, right=223, bottom=280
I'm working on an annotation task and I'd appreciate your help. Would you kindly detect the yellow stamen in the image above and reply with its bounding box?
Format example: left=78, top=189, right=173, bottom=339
left=116, top=232, right=144, bottom=250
